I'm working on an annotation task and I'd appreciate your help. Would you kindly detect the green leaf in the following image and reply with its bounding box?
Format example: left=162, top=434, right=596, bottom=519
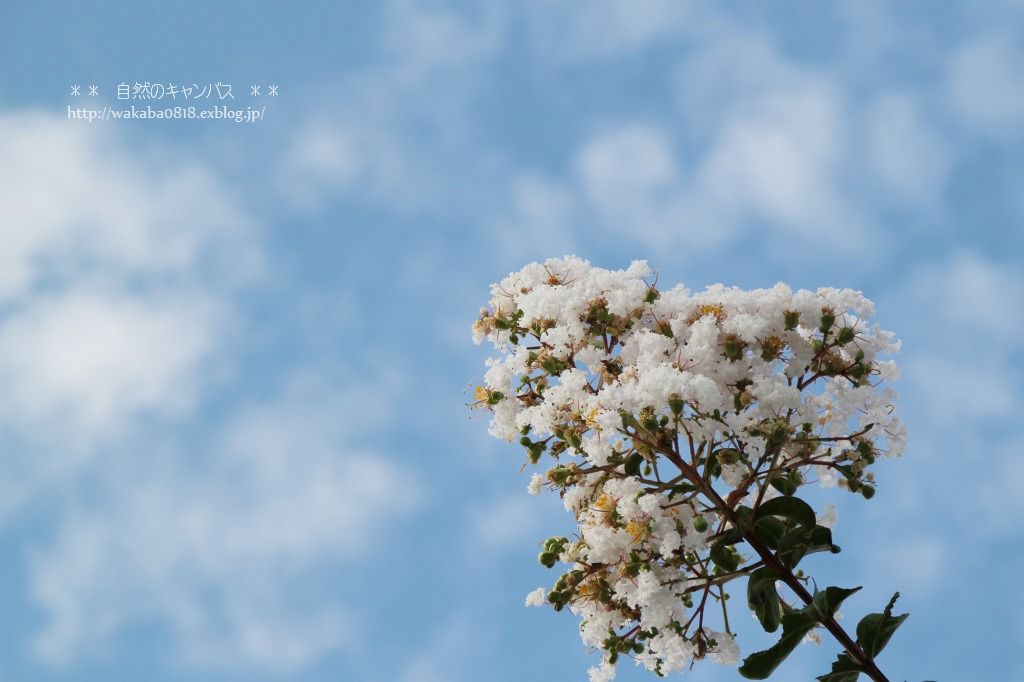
left=769, top=474, right=798, bottom=496
left=777, top=524, right=839, bottom=569
left=714, top=526, right=744, bottom=546
left=817, top=652, right=862, bottom=682
left=734, top=504, right=754, bottom=529
left=753, top=516, right=787, bottom=549
left=623, top=452, right=644, bottom=477
left=704, top=449, right=722, bottom=479
left=807, top=524, right=841, bottom=554
left=855, top=592, right=909, bottom=659
left=747, top=567, right=782, bottom=633
left=741, top=584, right=863, bottom=679
left=738, top=612, right=817, bottom=679
left=755, top=496, right=816, bottom=530
left=810, top=585, right=861, bottom=620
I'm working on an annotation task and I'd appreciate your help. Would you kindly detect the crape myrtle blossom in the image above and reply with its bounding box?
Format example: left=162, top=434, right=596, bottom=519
left=471, top=258, right=909, bottom=681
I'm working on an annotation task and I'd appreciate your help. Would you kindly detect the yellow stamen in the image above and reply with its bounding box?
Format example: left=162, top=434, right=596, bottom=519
left=687, top=303, right=726, bottom=324
left=626, top=520, right=649, bottom=541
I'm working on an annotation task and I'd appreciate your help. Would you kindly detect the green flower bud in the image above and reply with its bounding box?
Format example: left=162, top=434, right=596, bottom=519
left=668, top=397, right=685, bottom=416
left=548, top=466, right=572, bottom=485
left=770, top=424, right=789, bottom=445
left=538, top=552, right=557, bottom=568
left=724, top=339, right=743, bottom=361
left=544, top=537, right=567, bottom=552
left=836, top=327, right=855, bottom=345
left=693, top=516, right=709, bottom=533
left=860, top=484, right=876, bottom=499
left=645, top=288, right=659, bottom=303
left=819, top=311, right=835, bottom=333
left=784, top=310, right=800, bottom=330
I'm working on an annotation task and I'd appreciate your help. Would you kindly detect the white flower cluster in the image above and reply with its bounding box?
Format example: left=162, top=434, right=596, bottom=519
left=472, top=257, right=904, bottom=679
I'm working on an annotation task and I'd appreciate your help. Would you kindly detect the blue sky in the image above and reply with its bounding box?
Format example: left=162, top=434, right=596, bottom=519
left=0, top=2, right=1021, bottom=680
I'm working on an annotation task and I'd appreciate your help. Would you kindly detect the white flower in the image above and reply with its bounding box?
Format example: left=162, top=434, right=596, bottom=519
left=588, top=659, right=616, bottom=682
left=524, top=587, right=546, bottom=607
left=472, top=258, right=906, bottom=681
left=818, top=504, right=838, bottom=529
left=705, top=629, right=740, bottom=666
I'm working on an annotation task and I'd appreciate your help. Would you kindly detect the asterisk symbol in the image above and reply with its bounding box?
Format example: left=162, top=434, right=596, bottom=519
left=268, top=84, right=278, bottom=96
left=88, top=85, right=98, bottom=96
left=250, top=84, right=261, bottom=96
left=70, top=84, right=80, bottom=96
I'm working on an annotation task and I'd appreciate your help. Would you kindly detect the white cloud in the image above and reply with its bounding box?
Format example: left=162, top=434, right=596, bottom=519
left=399, top=617, right=478, bottom=682
left=898, top=252, right=1023, bottom=422
left=280, top=0, right=505, bottom=212
left=866, top=536, right=947, bottom=595
left=0, top=111, right=255, bottom=444
left=570, top=79, right=863, bottom=250
left=674, top=31, right=815, bottom=134
left=528, top=0, right=692, bottom=60
left=693, top=84, right=856, bottom=241
left=900, top=251, right=1024, bottom=346
left=948, top=33, right=1024, bottom=134
left=490, top=173, right=577, bottom=264
left=383, top=0, right=506, bottom=76
left=0, top=108, right=422, bottom=673
left=905, top=353, right=1016, bottom=421
left=574, top=124, right=691, bottom=245
left=576, top=124, right=680, bottom=211
left=29, top=382, right=419, bottom=670
left=281, top=118, right=406, bottom=207
left=865, top=94, right=952, bottom=204
left=0, top=110, right=257, bottom=526
left=0, top=287, right=220, bottom=441
left=0, top=111, right=256, bottom=303
left=471, top=494, right=544, bottom=549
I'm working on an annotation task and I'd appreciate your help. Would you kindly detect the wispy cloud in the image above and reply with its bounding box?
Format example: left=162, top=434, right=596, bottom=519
left=865, top=93, right=952, bottom=205
left=0, top=111, right=255, bottom=522
left=0, top=109, right=421, bottom=673
left=279, top=0, right=506, bottom=213
left=948, top=33, right=1024, bottom=136
left=0, top=287, right=220, bottom=441
left=30, top=379, right=419, bottom=670
left=525, top=0, right=693, bottom=61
